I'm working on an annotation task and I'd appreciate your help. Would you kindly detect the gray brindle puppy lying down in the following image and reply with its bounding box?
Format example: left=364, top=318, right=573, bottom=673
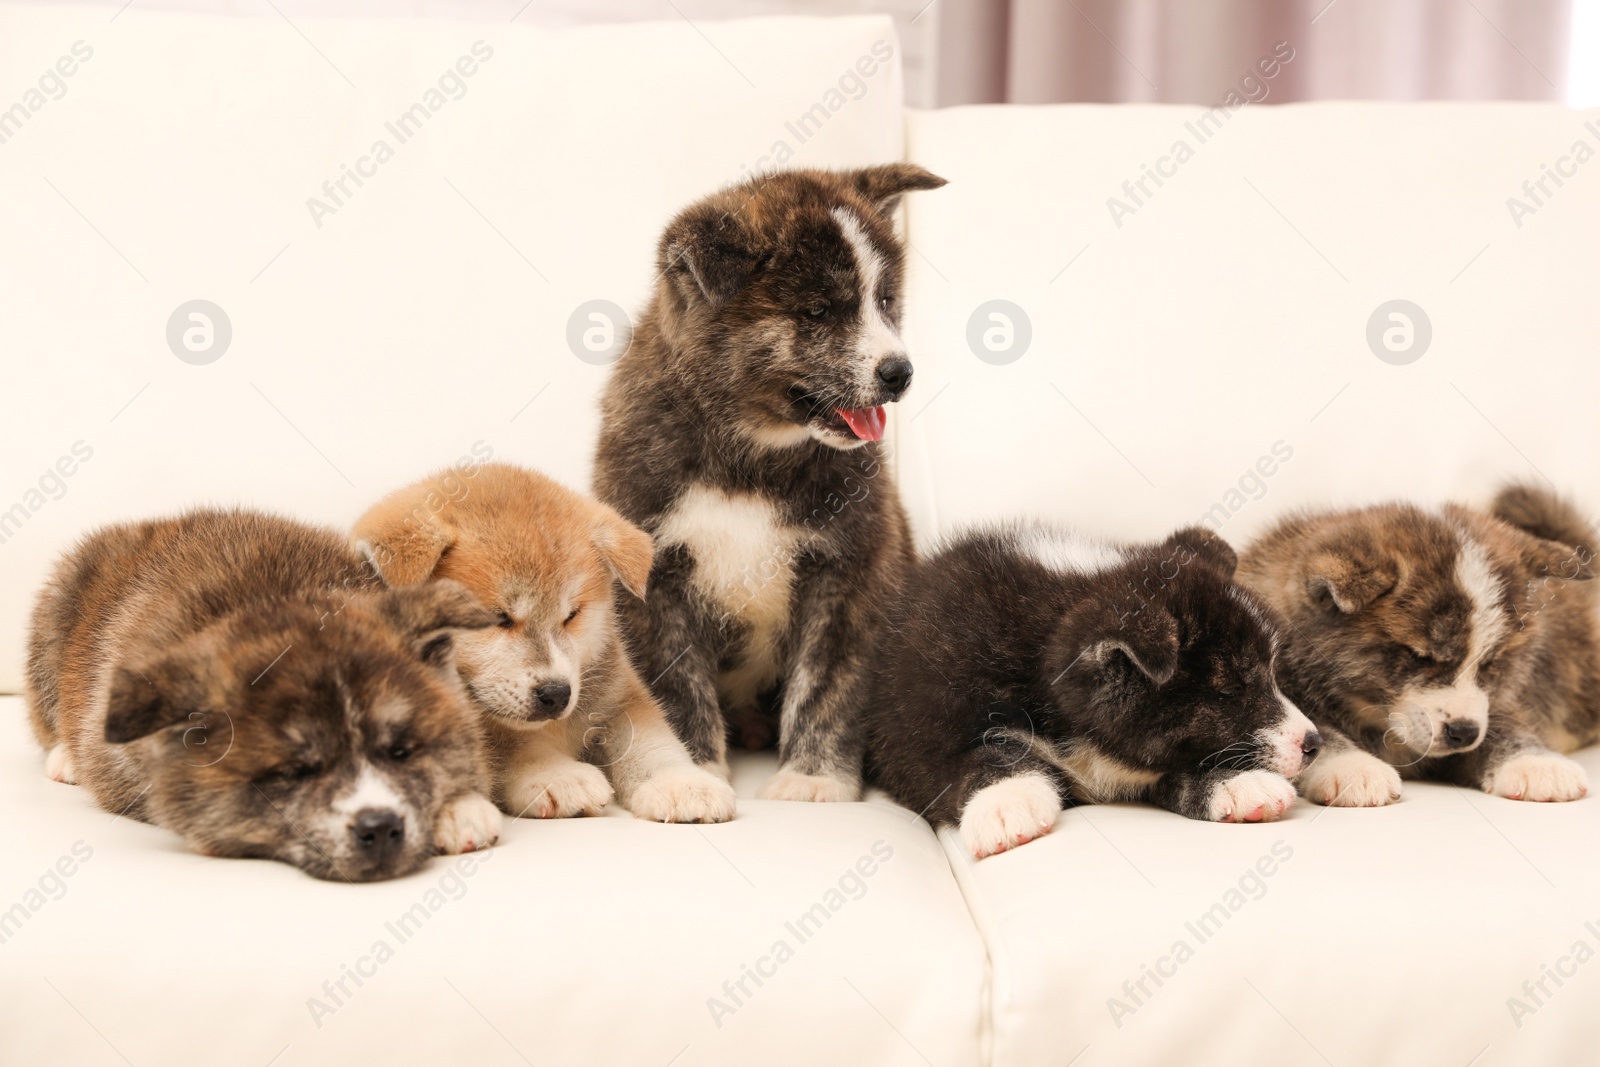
left=594, top=165, right=945, bottom=802
left=26, top=509, right=503, bottom=881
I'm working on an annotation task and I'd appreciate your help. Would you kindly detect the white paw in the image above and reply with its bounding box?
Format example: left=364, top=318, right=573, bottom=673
left=959, top=773, right=1062, bottom=859
left=505, top=761, right=614, bottom=818
left=1298, top=748, right=1402, bottom=807
left=1208, top=769, right=1297, bottom=822
left=45, top=744, right=77, bottom=785
left=757, top=767, right=859, bottom=803
left=434, top=793, right=502, bottom=854
left=1486, top=751, right=1590, bottom=802
left=628, top=765, right=737, bottom=823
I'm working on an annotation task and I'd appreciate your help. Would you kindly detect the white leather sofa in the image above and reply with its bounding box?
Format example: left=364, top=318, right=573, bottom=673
left=3, top=5, right=1599, bottom=1065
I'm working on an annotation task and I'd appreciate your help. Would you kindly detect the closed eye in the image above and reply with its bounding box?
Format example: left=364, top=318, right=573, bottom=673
left=258, top=762, right=321, bottom=785
left=803, top=301, right=829, bottom=320
left=564, top=606, right=581, bottom=626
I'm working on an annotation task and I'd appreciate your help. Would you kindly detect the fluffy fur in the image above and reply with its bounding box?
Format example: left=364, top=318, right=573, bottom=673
left=26, top=509, right=501, bottom=882
left=353, top=462, right=736, bottom=823
left=865, top=524, right=1321, bottom=858
left=1237, top=485, right=1598, bottom=806
left=593, top=165, right=945, bottom=801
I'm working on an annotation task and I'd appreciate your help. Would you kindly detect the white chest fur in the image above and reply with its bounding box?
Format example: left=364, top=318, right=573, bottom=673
left=654, top=485, right=802, bottom=707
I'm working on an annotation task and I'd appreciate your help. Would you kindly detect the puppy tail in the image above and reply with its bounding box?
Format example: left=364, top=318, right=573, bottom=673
left=1491, top=483, right=1597, bottom=563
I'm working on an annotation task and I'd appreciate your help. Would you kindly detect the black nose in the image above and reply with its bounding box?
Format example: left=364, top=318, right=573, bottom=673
left=1445, top=720, right=1480, bottom=747
left=534, top=681, right=572, bottom=717
left=875, top=357, right=913, bottom=396
left=1301, top=730, right=1322, bottom=764
left=351, top=809, right=404, bottom=860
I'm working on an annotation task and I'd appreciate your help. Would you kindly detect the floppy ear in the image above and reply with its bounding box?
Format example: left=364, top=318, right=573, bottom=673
left=1304, top=544, right=1398, bottom=614
left=661, top=204, right=766, bottom=311
left=592, top=502, right=654, bottom=600
left=104, top=656, right=215, bottom=744
left=1089, top=611, right=1181, bottom=686
left=1052, top=602, right=1181, bottom=688
left=850, top=163, right=947, bottom=218
left=352, top=486, right=454, bottom=588
left=1163, top=525, right=1238, bottom=578
left=378, top=581, right=497, bottom=668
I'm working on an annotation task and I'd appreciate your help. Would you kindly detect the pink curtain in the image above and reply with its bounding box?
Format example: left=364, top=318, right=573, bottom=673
left=935, top=0, right=1573, bottom=106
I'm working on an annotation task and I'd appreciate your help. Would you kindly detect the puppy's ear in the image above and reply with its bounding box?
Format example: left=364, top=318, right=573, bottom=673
left=1163, top=526, right=1238, bottom=578
left=352, top=487, right=454, bottom=588
left=1052, top=603, right=1181, bottom=688
left=379, top=581, right=496, bottom=667
left=592, top=502, right=654, bottom=600
left=105, top=655, right=215, bottom=744
left=661, top=205, right=765, bottom=311
left=1304, top=544, right=1397, bottom=614
left=849, top=163, right=947, bottom=218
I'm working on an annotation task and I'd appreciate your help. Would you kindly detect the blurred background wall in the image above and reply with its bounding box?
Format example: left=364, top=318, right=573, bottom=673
left=74, top=0, right=1598, bottom=108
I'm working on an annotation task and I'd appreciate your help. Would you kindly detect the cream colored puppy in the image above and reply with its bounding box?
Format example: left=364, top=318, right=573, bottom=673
left=354, top=462, right=736, bottom=824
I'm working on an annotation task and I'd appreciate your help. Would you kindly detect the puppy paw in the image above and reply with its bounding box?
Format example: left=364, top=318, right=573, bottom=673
left=505, top=762, right=614, bottom=818
left=1298, top=748, right=1402, bottom=807
left=45, top=744, right=76, bottom=785
left=1486, top=751, right=1590, bottom=802
left=1209, top=770, right=1296, bottom=822
left=758, top=768, right=859, bottom=803
left=434, top=793, right=502, bottom=854
left=629, top=765, right=737, bottom=823
left=959, top=773, right=1062, bottom=859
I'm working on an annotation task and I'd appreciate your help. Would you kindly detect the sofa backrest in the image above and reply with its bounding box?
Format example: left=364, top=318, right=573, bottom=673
left=0, top=3, right=906, bottom=689
left=896, top=102, right=1600, bottom=553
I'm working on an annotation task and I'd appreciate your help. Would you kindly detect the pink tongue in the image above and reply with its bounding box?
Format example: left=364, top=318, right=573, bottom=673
left=836, top=406, right=886, bottom=441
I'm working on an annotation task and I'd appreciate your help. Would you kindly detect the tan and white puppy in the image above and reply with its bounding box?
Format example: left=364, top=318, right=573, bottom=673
left=354, top=463, right=736, bottom=824
left=1239, top=485, right=1598, bottom=806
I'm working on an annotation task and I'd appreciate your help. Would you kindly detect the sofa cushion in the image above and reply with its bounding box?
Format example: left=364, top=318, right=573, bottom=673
left=0, top=2, right=908, bottom=689
left=0, top=696, right=987, bottom=1066
left=936, top=747, right=1600, bottom=1067
left=896, top=102, right=1600, bottom=548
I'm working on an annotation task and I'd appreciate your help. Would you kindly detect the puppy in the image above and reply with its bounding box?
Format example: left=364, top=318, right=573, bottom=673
left=865, top=524, right=1321, bottom=859
left=353, top=462, right=736, bottom=823
left=593, top=165, right=946, bottom=802
left=1238, top=485, right=1597, bottom=806
left=25, top=509, right=501, bottom=882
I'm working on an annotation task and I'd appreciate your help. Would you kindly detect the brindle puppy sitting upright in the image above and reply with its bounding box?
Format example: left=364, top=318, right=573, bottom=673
left=593, top=165, right=946, bottom=801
